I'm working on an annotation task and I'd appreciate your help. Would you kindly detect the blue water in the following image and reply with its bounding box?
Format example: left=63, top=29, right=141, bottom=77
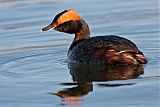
left=0, top=0, right=159, bottom=107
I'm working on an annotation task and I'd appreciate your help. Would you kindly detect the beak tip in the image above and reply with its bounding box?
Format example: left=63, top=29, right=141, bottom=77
left=41, top=22, right=57, bottom=32
left=41, top=25, right=53, bottom=32
left=41, top=27, right=48, bottom=31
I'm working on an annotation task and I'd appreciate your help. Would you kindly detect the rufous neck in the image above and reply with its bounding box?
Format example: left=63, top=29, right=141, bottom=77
left=69, top=20, right=90, bottom=51
left=73, top=19, right=90, bottom=42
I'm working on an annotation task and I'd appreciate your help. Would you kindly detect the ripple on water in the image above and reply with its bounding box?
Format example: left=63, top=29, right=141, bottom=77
left=0, top=45, right=68, bottom=82
left=0, top=0, right=159, bottom=107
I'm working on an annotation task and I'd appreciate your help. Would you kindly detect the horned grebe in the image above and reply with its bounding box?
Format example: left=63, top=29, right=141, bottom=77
left=42, top=9, right=147, bottom=65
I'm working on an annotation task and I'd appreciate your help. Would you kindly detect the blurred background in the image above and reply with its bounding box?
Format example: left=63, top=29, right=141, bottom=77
left=0, top=0, right=159, bottom=107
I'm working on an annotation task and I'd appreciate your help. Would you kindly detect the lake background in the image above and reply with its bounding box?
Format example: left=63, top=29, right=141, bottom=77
left=0, top=0, right=159, bottom=107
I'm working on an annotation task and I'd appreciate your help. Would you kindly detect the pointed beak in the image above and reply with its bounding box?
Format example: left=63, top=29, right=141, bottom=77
left=41, top=25, right=52, bottom=31
left=41, top=22, right=57, bottom=31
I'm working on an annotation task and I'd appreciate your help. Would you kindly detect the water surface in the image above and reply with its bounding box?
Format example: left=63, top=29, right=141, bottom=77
left=0, top=0, right=159, bottom=107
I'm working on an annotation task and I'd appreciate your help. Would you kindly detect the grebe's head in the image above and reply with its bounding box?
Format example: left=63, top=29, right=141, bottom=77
left=42, top=9, right=83, bottom=34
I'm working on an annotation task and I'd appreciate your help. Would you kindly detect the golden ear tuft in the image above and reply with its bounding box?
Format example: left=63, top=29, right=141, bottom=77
left=57, top=9, right=81, bottom=25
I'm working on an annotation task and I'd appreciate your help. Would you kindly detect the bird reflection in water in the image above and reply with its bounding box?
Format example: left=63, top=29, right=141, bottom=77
left=53, top=82, right=93, bottom=106
left=51, top=64, right=144, bottom=107
left=69, top=64, right=144, bottom=82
